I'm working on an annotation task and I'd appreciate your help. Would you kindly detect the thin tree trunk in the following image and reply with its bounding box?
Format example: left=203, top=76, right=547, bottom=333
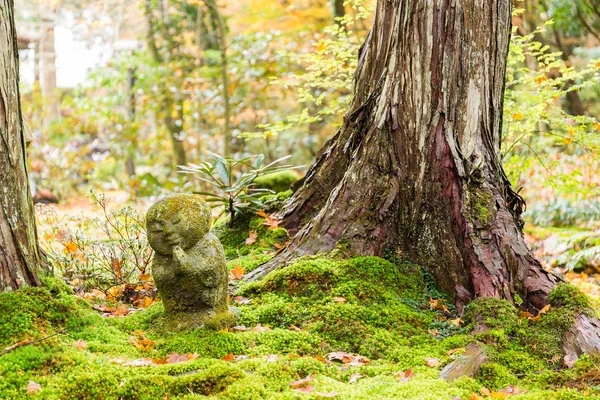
left=247, top=0, right=558, bottom=314
left=204, top=0, right=231, bottom=156
left=333, top=0, right=345, bottom=21
left=1, top=0, right=45, bottom=290
left=39, top=15, right=58, bottom=130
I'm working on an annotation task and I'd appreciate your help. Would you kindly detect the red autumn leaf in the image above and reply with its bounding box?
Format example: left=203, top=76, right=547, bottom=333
left=222, top=353, right=235, bottom=361
left=290, top=374, right=316, bottom=388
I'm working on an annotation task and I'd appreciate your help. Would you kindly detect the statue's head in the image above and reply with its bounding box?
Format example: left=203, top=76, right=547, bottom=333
left=146, top=194, right=212, bottom=256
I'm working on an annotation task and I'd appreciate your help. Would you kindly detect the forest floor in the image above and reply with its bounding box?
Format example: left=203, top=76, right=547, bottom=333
left=1, top=194, right=600, bottom=399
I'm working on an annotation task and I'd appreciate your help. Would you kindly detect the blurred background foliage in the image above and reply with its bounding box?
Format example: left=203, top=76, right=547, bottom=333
left=14, top=0, right=600, bottom=283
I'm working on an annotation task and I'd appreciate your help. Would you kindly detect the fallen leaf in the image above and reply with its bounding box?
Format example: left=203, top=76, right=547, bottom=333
left=332, top=297, right=347, bottom=304
left=229, top=265, right=245, bottom=281
left=348, top=355, right=370, bottom=367
left=265, top=354, right=280, bottom=362
left=314, top=355, right=329, bottom=364
left=245, top=231, right=258, bottom=246
left=327, top=351, right=354, bottom=364
left=26, top=381, right=42, bottom=394
left=74, top=339, right=87, bottom=350
left=480, top=387, right=491, bottom=396
left=449, top=318, right=463, bottom=327
left=470, top=394, right=483, bottom=400
left=290, top=374, right=316, bottom=388
left=123, top=358, right=153, bottom=367
left=447, top=348, right=464, bottom=356
left=289, top=325, right=302, bottom=332
left=393, top=368, right=415, bottom=382
left=424, top=357, right=440, bottom=367
left=233, top=296, right=252, bottom=305
left=222, top=353, right=235, bottom=361
left=167, top=353, right=198, bottom=364
left=256, top=210, right=282, bottom=230
left=428, top=329, right=440, bottom=336
left=529, top=304, right=551, bottom=322
left=129, top=330, right=155, bottom=351
left=294, top=385, right=314, bottom=394
left=349, top=372, right=363, bottom=384
left=251, top=324, right=271, bottom=332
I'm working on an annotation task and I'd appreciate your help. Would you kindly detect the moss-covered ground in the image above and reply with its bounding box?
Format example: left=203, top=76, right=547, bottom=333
left=2, top=207, right=600, bottom=398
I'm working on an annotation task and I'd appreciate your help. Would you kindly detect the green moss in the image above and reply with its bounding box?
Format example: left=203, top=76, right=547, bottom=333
left=464, top=298, right=519, bottom=331
left=253, top=171, right=300, bottom=193
left=548, top=283, right=592, bottom=312
left=465, top=188, right=494, bottom=226
left=0, top=284, right=79, bottom=348
left=477, top=362, right=518, bottom=390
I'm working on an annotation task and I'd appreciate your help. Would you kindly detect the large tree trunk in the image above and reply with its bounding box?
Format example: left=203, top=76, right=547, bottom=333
left=1, top=0, right=45, bottom=290
left=247, top=0, right=558, bottom=313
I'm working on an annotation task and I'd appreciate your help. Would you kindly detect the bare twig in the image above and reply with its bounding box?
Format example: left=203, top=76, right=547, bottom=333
left=0, top=328, right=66, bottom=357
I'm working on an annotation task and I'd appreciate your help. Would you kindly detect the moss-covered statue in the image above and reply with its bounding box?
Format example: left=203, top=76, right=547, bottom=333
left=146, top=194, right=234, bottom=329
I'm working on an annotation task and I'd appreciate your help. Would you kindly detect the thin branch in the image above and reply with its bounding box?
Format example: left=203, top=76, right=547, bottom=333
left=0, top=328, right=66, bottom=357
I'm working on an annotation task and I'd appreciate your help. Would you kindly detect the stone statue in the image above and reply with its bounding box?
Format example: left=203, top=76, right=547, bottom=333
left=146, top=193, right=234, bottom=329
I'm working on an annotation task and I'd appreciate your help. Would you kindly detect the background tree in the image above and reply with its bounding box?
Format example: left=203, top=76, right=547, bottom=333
left=247, top=0, right=559, bottom=313
left=1, top=0, right=45, bottom=290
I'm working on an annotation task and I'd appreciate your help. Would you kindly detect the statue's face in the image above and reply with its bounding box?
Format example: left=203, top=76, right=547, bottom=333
left=146, top=194, right=211, bottom=256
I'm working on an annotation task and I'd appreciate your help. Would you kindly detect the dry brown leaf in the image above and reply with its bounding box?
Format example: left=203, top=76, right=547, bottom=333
left=290, top=374, right=316, bottom=388
left=289, top=325, right=302, bottom=332
left=529, top=304, right=551, bottom=322
left=251, top=324, right=271, bottom=332
left=129, top=330, right=155, bottom=351
left=294, top=385, right=314, bottom=394
left=348, top=372, right=363, bottom=384
left=480, top=387, right=491, bottom=396
left=424, top=357, right=440, bottom=367
left=393, top=368, right=415, bottom=382
left=428, top=329, right=440, bottom=336
left=327, top=351, right=355, bottom=364
left=314, top=355, right=329, bottom=364
left=26, top=381, right=42, bottom=394
left=449, top=318, right=463, bottom=327
left=332, top=297, right=347, bottom=304
left=74, top=339, right=87, bottom=350
left=245, top=230, right=258, bottom=246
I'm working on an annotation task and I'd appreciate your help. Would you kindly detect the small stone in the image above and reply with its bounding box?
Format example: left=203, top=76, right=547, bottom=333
left=146, top=194, right=234, bottom=329
left=439, top=343, right=487, bottom=381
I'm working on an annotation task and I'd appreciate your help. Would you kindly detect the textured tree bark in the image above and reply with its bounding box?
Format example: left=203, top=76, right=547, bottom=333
left=246, top=0, right=559, bottom=313
left=1, top=0, right=45, bottom=290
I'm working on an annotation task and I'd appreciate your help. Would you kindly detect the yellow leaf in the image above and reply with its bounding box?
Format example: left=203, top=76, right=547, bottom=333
left=229, top=265, right=245, bottom=281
